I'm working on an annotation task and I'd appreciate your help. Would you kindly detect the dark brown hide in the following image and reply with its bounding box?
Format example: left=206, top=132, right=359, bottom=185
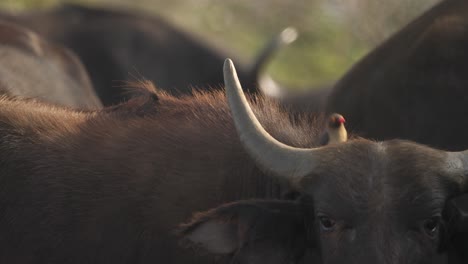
left=0, top=20, right=101, bottom=109
left=0, top=81, right=467, bottom=263
left=326, top=0, right=468, bottom=151
left=0, top=87, right=324, bottom=263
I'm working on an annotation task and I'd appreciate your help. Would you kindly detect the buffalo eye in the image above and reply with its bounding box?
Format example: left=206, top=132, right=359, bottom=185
left=422, top=217, right=440, bottom=238
left=318, top=215, right=336, bottom=232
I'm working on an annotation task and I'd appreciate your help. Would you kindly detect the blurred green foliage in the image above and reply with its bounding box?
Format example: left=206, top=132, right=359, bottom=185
left=0, top=0, right=441, bottom=90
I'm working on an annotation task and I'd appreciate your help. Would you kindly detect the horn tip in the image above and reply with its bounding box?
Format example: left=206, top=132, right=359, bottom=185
left=280, top=27, right=298, bottom=44
left=224, top=58, right=234, bottom=70
left=223, top=58, right=237, bottom=77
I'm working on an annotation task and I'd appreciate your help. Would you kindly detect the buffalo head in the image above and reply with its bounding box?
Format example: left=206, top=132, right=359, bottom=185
left=180, top=60, right=468, bottom=264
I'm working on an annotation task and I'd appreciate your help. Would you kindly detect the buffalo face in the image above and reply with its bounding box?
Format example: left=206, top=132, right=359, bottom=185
left=182, top=140, right=467, bottom=264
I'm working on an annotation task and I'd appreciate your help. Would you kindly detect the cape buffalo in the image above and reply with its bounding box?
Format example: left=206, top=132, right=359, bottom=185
left=181, top=60, right=468, bottom=264
left=326, top=0, right=468, bottom=151
left=0, top=58, right=467, bottom=263
left=0, top=20, right=101, bottom=109
left=0, top=64, right=323, bottom=263
left=0, top=4, right=296, bottom=105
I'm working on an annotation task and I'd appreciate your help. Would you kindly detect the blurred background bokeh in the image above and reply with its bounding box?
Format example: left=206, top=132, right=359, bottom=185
left=0, top=0, right=441, bottom=90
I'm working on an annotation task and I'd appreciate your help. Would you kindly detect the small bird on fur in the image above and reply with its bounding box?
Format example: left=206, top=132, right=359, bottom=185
left=319, top=113, right=348, bottom=145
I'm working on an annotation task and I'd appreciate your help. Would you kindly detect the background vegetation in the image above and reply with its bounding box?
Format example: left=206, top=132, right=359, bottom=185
left=0, top=0, right=441, bottom=90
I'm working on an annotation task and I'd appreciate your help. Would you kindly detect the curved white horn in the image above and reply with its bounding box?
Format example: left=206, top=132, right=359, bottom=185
left=224, top=59, right=323, bottom=180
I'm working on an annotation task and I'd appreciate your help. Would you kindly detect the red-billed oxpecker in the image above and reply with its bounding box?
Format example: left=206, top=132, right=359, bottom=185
left=319, top=113, right=348, bottom=145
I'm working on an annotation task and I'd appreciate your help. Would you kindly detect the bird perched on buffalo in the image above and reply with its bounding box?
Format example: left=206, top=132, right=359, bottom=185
left=319, top=113, right=347, bottom=145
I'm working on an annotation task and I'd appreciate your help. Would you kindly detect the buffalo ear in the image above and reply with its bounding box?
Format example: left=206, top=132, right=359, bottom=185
left=179, top=200, right=310, bottom=263
left=181, top=212, right=238, bottom=254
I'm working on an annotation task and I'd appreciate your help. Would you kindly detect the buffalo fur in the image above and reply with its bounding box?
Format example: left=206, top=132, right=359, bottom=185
left=104, top=80, right=159, bottom=117
left=2, top=83, right=468, bottom=263
left=0, top=83, right=325, bottom=263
